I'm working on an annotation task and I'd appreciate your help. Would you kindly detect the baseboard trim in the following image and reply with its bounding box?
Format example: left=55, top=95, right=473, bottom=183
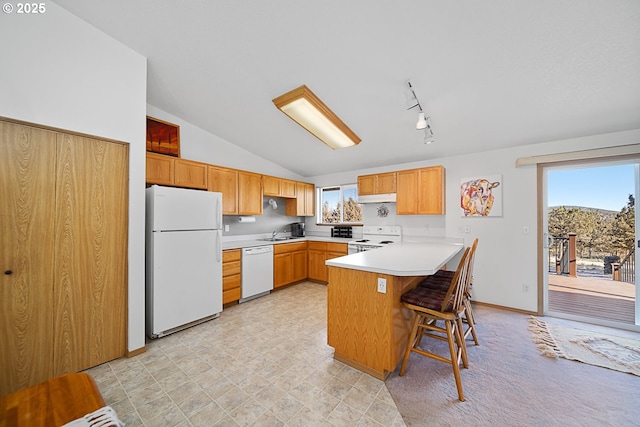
left=126, top=346, right=146, bottom=358
left=473, top=300, right=537, bottom=315
left=333, top=352, right=389, bottom=381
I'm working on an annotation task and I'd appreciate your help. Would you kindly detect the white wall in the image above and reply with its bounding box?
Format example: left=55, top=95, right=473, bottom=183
left=0, top=3, right=147, bottom=352
left=309, top=130, right=640, bottom=312
left=147, top=105, right=305, bottom=180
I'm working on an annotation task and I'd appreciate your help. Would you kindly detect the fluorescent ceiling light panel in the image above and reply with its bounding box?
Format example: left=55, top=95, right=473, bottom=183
left=273, top=85, right=360, bottom=149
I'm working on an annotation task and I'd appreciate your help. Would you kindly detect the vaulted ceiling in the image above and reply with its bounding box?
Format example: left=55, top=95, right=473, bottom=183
left=54, top=0, right=640, bottom=177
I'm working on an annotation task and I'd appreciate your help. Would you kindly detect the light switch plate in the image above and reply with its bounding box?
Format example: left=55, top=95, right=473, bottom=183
left=377, top=278, right=387, bottom=293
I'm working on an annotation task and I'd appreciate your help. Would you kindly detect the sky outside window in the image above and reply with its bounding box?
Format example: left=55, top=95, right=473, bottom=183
left=548, top=164, right=636, bottom=211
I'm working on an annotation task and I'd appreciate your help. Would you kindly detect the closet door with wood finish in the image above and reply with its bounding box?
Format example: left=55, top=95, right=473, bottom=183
left=53, top=134, right=128, bottom=376
left=0, top=121, right=57, bottom=396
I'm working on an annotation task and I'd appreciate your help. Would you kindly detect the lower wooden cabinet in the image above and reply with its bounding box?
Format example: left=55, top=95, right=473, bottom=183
left=222, top=249, right=241, bottom=304
left=308, top=241, right=347, bottom=283
left=274, top=242, right=308, bottom=288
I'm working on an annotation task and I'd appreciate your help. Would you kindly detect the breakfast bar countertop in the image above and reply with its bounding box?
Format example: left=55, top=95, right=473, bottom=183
left=325, top=241, right=464, bottom=276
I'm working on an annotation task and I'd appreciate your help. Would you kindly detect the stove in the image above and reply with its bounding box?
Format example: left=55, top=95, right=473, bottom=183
left=348, top=226, right=402, bottom=254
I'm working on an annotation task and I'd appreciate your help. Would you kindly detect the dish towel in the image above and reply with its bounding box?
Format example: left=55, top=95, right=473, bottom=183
left=62, top=406, right=124, bottom=427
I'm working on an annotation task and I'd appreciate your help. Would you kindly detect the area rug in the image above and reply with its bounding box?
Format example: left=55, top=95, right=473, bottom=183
left=528, top=316, right=640, bottom=376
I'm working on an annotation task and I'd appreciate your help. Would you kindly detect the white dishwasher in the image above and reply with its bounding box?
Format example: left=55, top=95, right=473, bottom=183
left=240, top=245, right=274, bottom=303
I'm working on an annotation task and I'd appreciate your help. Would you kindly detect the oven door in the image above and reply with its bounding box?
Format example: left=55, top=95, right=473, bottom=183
left=348, top=244, right=381, bottom=254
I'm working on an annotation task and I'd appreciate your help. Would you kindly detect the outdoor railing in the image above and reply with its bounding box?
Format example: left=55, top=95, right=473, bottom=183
left=613, top=246, right=636, bottom=285
left=548, top=233, right=635, bottom=284
left=548, top=236, right=570, bottom=275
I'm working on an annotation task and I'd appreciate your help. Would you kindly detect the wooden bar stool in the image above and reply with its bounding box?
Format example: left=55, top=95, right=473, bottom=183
left=399, top=246, right=471, bottom=401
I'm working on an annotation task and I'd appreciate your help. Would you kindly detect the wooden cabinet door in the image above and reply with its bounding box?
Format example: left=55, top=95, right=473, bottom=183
left=209, top=166, right=238, bottom=215
left=238, top=171, right=262, bottom=215
left=292, top=250, right=308, bottom=282
left=0, top=122, right=57, bottom=395
left=274, top=253, right=292, bottom=288
left=175, top=158, right=207, bottom=189
left=264, top=176, right=296, bottom=198
left=53, top=134, right=127, bottom=376
left=376, top=172, right=397, bottom=193
left=308, top=249, right=327, bottom=282
left=303, top=183, right=315, bottom=216
left=357, top=175, right=375, bottom=195
left=262, top=175, right=280, bottom=197
left=417, top=166, right=445, bottom=214
left=286, top=181, right=314, bottom=217
left=396, top=169, right=418, bottom=214
left=280, top=180, right=297, bottom=198
left=146, top=152, right=174, bottom=185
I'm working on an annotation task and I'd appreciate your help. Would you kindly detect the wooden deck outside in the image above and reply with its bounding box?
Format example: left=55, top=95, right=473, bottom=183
left=548, top=273, right=636, bottom=324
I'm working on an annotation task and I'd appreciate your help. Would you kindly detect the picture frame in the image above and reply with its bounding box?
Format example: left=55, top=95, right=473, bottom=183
left=460, top=174, right=503, bottom=217
left=146, top=116, right=180, bottom=157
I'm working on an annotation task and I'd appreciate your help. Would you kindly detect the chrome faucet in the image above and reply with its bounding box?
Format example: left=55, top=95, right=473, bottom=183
left=272, top=230, right=278, bottom=239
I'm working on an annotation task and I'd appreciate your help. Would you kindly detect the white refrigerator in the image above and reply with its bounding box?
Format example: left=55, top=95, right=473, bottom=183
left=146, top=185, right=223, bottom=338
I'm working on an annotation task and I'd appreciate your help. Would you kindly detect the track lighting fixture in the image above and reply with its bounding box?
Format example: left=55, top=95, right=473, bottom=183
left=406, top=80, right=434, bottom=143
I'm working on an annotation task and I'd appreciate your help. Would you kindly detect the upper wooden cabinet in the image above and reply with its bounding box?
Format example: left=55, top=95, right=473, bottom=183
left=146, top=152, right=207, bottom=190
left=238, top=171, right=263, bottom=215
left=208, top=167, right=262, bottom=215
left=147, top=153, right=313, bottom=217
left=396, top=166, right=445, bottom=215
left=208, top=166, right=239, bottom=215
left=175, top=158, right=207, bottom=189
left=357, top=172, right=397, bottom=195
left=263, top=176, right=296, bottom=198
left=146, top=152, right=175, bottom=186
left=286, top=182, right=315, bottom=217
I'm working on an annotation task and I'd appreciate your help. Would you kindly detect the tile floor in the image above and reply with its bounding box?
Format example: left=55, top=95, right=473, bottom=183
left=85, top=282, right=406, bottom=427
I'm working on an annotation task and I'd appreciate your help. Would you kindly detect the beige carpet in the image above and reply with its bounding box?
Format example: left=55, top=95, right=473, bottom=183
left=385, top=305, right=640, bottom=427
left=529, top=316, right=640, bottom=376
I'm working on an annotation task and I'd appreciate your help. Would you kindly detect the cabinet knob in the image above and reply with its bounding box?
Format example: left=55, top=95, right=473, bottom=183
left=4, top=270, right=12, bottom=275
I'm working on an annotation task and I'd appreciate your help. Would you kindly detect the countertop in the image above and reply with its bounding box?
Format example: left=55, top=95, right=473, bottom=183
left=222, top=235, right=352, bottom=251
left=325, top=241, right=463, bottom=276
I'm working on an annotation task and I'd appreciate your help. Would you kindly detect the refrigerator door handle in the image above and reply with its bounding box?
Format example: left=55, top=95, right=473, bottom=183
left=216, top=230, right=222, bottom=263
left=216, top=196, right=223, bottom=230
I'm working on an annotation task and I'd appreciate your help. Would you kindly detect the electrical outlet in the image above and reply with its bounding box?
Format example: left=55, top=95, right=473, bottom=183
left=523, top=226, right=529, bottom=235
left=224, top=224, right=229, bottom=232
left=377, top=278, right=387, bottom=293
left=523, top=283, right=529, bottom=293
left=464, top=225, right=470, bottom=234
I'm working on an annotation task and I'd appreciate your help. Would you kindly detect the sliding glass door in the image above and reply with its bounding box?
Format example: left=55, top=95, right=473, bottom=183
left=541, top=160, right=638, bottom=329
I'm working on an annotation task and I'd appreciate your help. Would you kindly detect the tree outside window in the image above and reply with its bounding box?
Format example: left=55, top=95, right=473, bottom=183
left=319, top=185, right=362, bottom=224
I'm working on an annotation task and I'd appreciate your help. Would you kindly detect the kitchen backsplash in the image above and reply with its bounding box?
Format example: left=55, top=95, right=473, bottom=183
left=224, top=198, right=448, bottom=240
left=222, top=197, right=304, bottom=236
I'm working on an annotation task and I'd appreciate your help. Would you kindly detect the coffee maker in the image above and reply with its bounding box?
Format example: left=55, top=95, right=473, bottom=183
left=291, top=222, right=305, bottom=237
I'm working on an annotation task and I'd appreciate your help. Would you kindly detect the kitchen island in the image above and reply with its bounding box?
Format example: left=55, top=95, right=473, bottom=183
left=325, top=241, right=463, bottom=380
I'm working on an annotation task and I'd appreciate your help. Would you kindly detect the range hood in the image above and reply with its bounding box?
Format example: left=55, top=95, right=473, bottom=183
left=357, top=193, right=397, bottom=204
